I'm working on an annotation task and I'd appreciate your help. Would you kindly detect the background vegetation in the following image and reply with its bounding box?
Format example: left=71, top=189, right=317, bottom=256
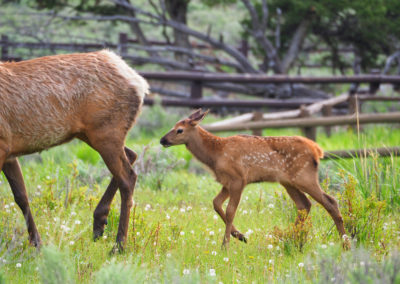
left=0, top=0, right=399, bottom=283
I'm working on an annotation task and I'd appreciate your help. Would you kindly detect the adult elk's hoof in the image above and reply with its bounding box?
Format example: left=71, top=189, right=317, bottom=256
left=93, top=218, right=108, bottom=241
left=30, top=234, right=42, bottom=249
left=110, top=242, right=124, bottom=255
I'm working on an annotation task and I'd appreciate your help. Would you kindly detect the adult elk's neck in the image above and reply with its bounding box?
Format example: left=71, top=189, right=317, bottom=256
left=186, top=126, right=224, bottom=170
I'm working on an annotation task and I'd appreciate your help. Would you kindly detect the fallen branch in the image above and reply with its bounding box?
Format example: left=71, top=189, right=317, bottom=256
left=204, top=112, right=400, bottom=132
left=205, top=93, right=349, bottom=128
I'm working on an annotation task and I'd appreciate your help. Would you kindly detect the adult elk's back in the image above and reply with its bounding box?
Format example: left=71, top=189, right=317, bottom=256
left=0, top=50, right=148, bottom=251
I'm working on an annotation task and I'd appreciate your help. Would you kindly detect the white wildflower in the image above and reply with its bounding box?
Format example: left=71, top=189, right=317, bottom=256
left=268, top=203, right=274, bottom=209
left=75, top=220, right=81, bottom=225
left=267, top=244, right=273, bottom=250
left=224, top=257, right=229, bottom=262
left=16, top=263, right=21, bottom=268
left=211, top=251, right=217, bottom=256
left=298, top=262, right=304, bottom=268
left=209, top=231, right=215, bottom=236
left=321, top=244, right=327, bottom=249
left=69, top=241, right=75, bottom=245
left=180, top=231, right=185, bottom=236
left=183, top=269, right=190, bottom=275
left=209, top=269, right=216, bottom=276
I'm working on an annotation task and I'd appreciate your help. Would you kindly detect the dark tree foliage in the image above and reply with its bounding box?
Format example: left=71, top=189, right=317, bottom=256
left=243, top=0, right=400, bottom=72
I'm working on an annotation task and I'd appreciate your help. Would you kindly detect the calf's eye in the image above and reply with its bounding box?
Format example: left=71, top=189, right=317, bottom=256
left=177, top=129, right=183, bottom=134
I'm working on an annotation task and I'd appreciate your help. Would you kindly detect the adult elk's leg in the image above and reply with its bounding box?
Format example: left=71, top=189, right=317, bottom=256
left=88, top=130, right=137, bottom=252
left=3, top=158, right=41, bottom=247
left=213, top=186, right=247, bottom=243
left=222, top=180, right=244, bottom=249
left=93, top=147, right=137, bottom=240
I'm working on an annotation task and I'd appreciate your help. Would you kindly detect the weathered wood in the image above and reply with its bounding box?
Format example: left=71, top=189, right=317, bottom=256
left=119, top=33, right=128, bottom=54
left=322, top=105, right=333, bottom=137
left=358, top=95, right=400, bottom=101
left=143, top=97, right=317, bottom=108
left=324, top=147, right=400, bottom=159
left=205, top=94, right=349, bottom=128
left=190, top=81, right=203, bottom=99
left=251, top=112, right=263, bottom=136
left=300, top=105, right=316, bottom=141
left=1, top=35, right=8, bottom=59
left=204, top=112, right=400, bottom=132
left=140, top=72, right=400, bottom=84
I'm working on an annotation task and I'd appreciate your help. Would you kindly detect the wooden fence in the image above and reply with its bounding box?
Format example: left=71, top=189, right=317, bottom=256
left=1, top=35, right=399, bottom=158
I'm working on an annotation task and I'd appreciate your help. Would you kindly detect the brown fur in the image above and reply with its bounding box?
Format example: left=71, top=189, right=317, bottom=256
left=0, top=51, right=149, bottom=251
left=161, top=110, right=347, bottom=248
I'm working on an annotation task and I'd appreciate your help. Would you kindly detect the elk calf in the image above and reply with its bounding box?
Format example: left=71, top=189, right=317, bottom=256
left=160, top=110, right=347, bottom=248
left=0, top=50, right=149, bottom=251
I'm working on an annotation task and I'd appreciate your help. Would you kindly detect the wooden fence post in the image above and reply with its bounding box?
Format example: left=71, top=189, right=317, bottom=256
left=300, top=105, right=316, bottom=141
left=190, top=81, right=203, bottom=99
left=238, top=39, right=248, bottom=58
left=348, top=95, right=358, bottom=115
left=1, top=35, right=9, bottom=60
left=251, top=111, right=263, bottom=136
left=322, top=105, right=332, bottom=137
left=118, top=33, right=128, bottom=54
left=369, top=69, right=381, bottom=94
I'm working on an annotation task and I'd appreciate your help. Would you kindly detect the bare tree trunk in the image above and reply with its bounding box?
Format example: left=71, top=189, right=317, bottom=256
left=165, top=0, right=191, bottom=61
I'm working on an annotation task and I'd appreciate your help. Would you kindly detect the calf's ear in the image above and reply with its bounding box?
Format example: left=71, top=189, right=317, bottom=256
left=189, top=109, right=209, bottom=126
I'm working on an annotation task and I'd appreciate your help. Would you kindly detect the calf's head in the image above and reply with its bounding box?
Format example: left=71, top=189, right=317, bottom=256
left=160, top=109, right=208, bottom=147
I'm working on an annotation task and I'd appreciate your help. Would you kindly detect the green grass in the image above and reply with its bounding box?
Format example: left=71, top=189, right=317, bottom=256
left=0, top=107, right=399, bottom=283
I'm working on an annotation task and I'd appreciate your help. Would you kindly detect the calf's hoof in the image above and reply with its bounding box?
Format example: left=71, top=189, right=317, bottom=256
left=232, top=231, right=247, bottom=243
left=342, top=234, right=351, bottom=250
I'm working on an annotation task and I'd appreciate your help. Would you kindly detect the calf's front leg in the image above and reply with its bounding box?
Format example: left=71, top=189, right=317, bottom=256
left=213, top=186, right=247, bottom=243
left=222, top=180, right=244, bottom=249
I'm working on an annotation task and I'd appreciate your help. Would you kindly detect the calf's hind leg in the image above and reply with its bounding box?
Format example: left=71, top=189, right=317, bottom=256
left=281, top=183, right=312, bottom=224
left=93, top=147, right=137, bottom=240
left=3, top=158, right=41, bottom=247
left=295, top=178, right=346, bottom=237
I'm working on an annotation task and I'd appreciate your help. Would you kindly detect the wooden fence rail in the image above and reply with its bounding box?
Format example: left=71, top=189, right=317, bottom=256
left=324, top=147, right=400, bottom=159
left=203, top=112, right=400, bottom=132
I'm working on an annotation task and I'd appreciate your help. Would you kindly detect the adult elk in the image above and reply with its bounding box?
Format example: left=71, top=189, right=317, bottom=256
left=160, top=110, right=348, bottom=248
left=0, top=50, right=148, bottom=251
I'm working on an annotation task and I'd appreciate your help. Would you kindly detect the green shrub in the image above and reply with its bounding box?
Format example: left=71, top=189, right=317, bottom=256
left=95, top=259, right=146, bottom=284
left=339, top=171, right=386, bottom=246
left=310, top=248, right=400, bottom=283
left=39, top=246, right=75, bottom=284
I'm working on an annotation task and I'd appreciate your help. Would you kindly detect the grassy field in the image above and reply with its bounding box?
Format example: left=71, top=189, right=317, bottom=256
left=0, top=106, right=400, bottom=283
